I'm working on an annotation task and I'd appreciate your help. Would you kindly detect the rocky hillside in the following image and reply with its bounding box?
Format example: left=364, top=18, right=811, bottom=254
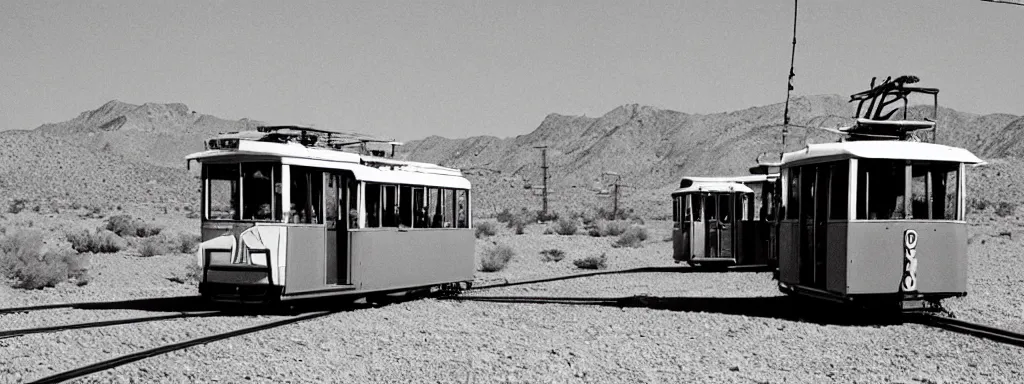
left=398, top=95, right=1024, bottom=216
left=36, top=100, right=260, bottom=169
left=2, top=96, right=1022, bottom=217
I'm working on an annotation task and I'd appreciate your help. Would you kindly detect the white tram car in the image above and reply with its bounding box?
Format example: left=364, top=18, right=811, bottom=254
left=186, top=126, right=474, bottom=303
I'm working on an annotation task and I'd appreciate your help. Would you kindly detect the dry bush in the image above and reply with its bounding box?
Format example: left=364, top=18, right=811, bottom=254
left=7, top=199, right=28, bottom=214
left=537, top=211, right=559, bottom=223
left=178, top=233, right=201, bottom=253
left=612, top=225, right=650, bottom=248
left=540, top=249, right=565, bottom=262
left=550, top=218, right=578, bottom=236
left=169, top=261, right=202, bottom=285
left=479, top=243, right=515, bottom=272
left=0, top=230, right=90, bottom=289
left=588, top=219, right=630, bottom=237
left=573, top=253, right=607, bottom=270
left=475, top=221, right=498, bottom=238
left=105, top=215, right=162, bottom=237
left=995, top=202, right=1017, bottom=217
left=495, top=208, right=514, bottom=223
left=67, top=229, right=125, bottom=254
left=138, top=234, right=174, bottom=257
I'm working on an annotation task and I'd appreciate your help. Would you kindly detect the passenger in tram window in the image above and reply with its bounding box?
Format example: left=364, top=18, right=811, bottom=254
left=431, top=213, right=443, bottom=228
left=415, top=205, right=428, bottom=228
left=349, top=208, right=359, bottom=228
left=457, top=204, right=466, bottom=228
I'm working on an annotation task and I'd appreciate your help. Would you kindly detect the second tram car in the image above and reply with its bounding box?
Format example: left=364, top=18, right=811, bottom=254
left=186, top=126, right=475, bottom=303
left=671, top=176, right=776, bottom=267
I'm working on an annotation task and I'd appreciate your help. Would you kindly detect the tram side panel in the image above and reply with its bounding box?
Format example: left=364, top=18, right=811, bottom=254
left=282, top=226, right=328, bottom=294
left=777, top=220, right=800, bottom=285
left=844, top=221, right=967, bottom=295
left=825, top=222, right=848, bottom=294
left=349, top=229, right=475, bottom=292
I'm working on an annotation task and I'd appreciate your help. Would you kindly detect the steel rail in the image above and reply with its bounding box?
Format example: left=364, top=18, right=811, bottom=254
left=911, top=314, right=1024, bottom=348
left=467, top=265, right=772, bottom=291
left=27, top=310, right=336, bottom=384
left=0, top=311, right=224, bottom=340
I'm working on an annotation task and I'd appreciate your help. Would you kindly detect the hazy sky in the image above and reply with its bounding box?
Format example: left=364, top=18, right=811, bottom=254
left=2, top=1, right=1021, bottom=140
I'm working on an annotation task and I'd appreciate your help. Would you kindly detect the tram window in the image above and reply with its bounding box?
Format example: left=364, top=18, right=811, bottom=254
left=428, top=187, right=442, bottom=228
left=206, top=164, right=239, bottom=220
left=705, top=195, right=717, bottom=221
left=399, top=185, right=413, bottom=228
left=364, top=183, right=381, bottom=228
left=325, top=174, right=338, bottom=223
left=786, top=168, right=799, bottom=220
left=718, top=195, right=731, bottom=223
left=456, top=189, right=469, bottom=228
left=289, top=167, right=323, bottom=224
left=856, top=160, right=906, bottom=220
left=240, top=164, right=280, bottom=221
left=443, top=189, right=456, bottom=228
left=413, top=187, right=427, bottom=228
left=692, top=194, right=702, bottom=221
left=683, top=195, right=692, bottom=221
left=910, top=162, right=960, bottom=220
left=382, top=185, right=398, bottom=227
left=346, top=178, right=358, bottom=228
left=829, top=162, right=849, bottom=220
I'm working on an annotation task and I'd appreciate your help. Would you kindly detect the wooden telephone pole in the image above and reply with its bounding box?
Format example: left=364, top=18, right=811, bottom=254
left=534, top=146, right=549, bottom=216
left=603, top=172, right=623, bottom=218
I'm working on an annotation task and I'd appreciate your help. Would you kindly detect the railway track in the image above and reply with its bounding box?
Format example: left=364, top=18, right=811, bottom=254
left=468, top=264, right=771, bottom=291
left=910, top=314, right=1024, bottom=348
left=26, top=309, right=338, bottom=384
left=0, top=311, right=224, bottom=340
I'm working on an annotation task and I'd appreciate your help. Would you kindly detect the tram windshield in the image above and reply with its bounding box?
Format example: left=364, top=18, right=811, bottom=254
left=205, top=163, right=282, bottom=221
left=855, top=160, right=960, bottom=220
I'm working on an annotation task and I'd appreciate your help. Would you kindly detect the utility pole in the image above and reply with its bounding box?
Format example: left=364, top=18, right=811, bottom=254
left=603, top=172, right=622, bottom=219
left=534, top=146, right=549, bottom=217
left=781, top=0, right=798, bottom=156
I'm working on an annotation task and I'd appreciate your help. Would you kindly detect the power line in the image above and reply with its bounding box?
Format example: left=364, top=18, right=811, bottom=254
left=781, top=0, right=799, bottom=153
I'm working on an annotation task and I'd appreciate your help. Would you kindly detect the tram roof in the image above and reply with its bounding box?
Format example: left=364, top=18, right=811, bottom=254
left=679, top=175, right=778, bottom=188
left=781, top=141, right=984, bottom=166
left=672, top=182, right=754, bottom=195
left=185, top=139, right=471, bottom=189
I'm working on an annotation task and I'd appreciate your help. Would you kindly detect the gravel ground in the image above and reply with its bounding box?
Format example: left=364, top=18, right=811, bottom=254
left=0, top=219, right=1022, bottom=383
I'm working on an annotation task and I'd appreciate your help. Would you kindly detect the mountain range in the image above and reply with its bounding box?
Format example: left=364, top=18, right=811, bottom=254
left=3, top=97, right=1023, bottom=217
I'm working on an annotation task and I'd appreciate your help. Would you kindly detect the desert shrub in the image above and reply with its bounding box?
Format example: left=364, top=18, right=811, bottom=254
left=138, top=235, right=173, bottom=257
left=177, top=233, right=201, bottom=253
left=513, top=221, right=526, bottom=235
left=589, top=219, right=630, bottom=237
left=169, top=261, right=202, bottom=285
left=970, top=198, right=990, bottom=212
left=479, top=244, right=515, bottom=272
left=7, top=199, right=28, bottom=214
left=537, top=210, right=559, bottom=223
left=995, top=202, right=1017, bottom=218
left=543, top=227, right=554, bottom=235
left=475, top=221, right=498, bottom=238
left=551, top=218, right=578, bottom=236
left=495, top=208, right=514, bottom=223
left=0, top=230, right=90, bottom=289
left=573, top=253, right=607, bottom=270
left=612, top=225, right=650, bottom=248
left=105, top=215, right=163, bottom=237
left=67, top=229, right=125, bottom=254
left=540, top=249, right=565, bottom=262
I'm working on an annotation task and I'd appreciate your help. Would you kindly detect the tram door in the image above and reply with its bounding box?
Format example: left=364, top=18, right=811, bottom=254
left=705, top=194, right=733, bottom=260
left=325, top=172, right=353, bottom=285
left=799, top=166, right=816, bottom=284
left=798, top=166, right=829, bottom=288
